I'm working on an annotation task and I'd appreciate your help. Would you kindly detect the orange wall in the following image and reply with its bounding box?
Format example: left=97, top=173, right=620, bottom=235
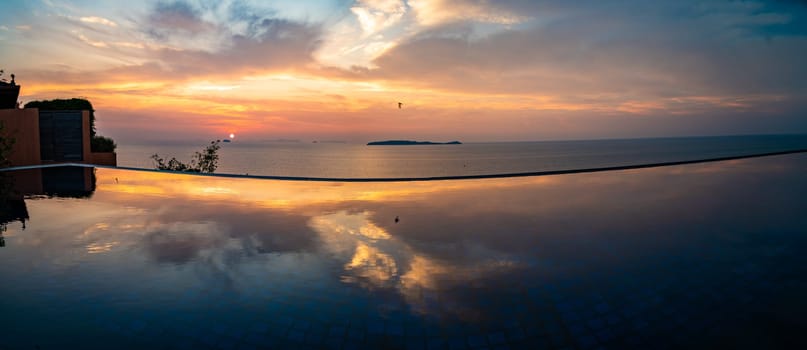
left=4, top=168, right=44, bottom=196
left=89, top=152, right=117, bottom=166
left=0, top=108, right=41, bottom=167
left=1, top=168, right=93, bottom=197
left=1, top=108, right=99, bottom=167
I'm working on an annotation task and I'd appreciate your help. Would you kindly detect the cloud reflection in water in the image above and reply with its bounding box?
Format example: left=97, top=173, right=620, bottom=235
left=3, top=154, right=807, bottom=326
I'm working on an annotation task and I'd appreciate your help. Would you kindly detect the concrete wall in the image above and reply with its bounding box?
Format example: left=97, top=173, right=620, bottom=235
left=0, top=108, right=40, bottom=167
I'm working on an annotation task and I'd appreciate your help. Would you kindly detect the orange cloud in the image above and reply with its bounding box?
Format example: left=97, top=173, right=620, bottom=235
left=5, top=0, right=806, bottom=142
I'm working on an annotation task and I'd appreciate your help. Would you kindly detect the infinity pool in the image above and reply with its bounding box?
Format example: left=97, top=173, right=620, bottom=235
left=1, top=154, right=806, bottom=349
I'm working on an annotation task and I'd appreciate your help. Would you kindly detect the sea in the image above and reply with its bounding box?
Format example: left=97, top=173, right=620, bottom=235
left=116, top=134, right=807, bottom=178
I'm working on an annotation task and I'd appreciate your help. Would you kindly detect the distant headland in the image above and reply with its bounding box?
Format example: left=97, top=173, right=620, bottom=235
left=367, top=140, right=462, bottom=146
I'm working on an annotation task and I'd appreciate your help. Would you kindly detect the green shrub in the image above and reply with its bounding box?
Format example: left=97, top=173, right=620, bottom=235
left=151, top=140, right=221, bottom=173
left=91, top=135, right=116, bottom=153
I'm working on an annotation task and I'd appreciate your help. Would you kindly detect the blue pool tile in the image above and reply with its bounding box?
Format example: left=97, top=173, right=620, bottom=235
left=632, top=320, right=649, bottom=331
left=275, top=316, right=294, bottom=327
left=293, top=319, right=312, bottom=331
left=487, top=332, right=507, bottom=345
left=587, top=318, right=606, bottom=330
left=574, top=334, right=599, bottom=349
left=560, top=311, right=581, bottom=323
left=405, top=337, right=426, bottom=350
left=521, top=324, right=542, bottom=338
left=502, top=319, right=521, bottom=329
left=506, top=327, right=525, bottom=342
left=594, top=303, right=610, bottom=314
left=245, top=333, right=272, bottom=347
left=236, top=343, right=258, bottom=350
left=212, top=324, right=228, bottom=334
left=425, top=325, right=442, bottom=337
left=217, top=338, right=238, bottom=350
left=250, top=322, right=270, bottom=333
left=199, top=333, right=219, bottom=346
left=287, top=329, right=306, bottom=342
left=626, top=335, right=643, bottom=346
left=567, top=323, right=586, bottom=337
left=548, top=330, right=567, bottom=345
left=174, top=339, right=195, bottom=350
left=387, top=323, right=405, bottom=336
left=543, top=320, right=562, bottom=334
left=605, top=314, right=621, bottom=325
left=595, top=328, right=615, bottom=342
left=467, top=334, right=487, bottom=348
left=268, top=324, right=289, bottom=338
left=305, top=331, right=326, bottom=346
left=329, top=325, right=346, bottom=337
left=367, top=322, right=385, bottom=335
left=347, top=327, right=364, bottom=341
left=442, top=323, right=465, bottom=336
left=342, top=341, right=363, bottom=350
left=406, top=323, right=426, bottom=337
left=448, top=336, right=468, bottom=349
left=555, top=302, right=574, bottom=313
left=427, top=337, right=448, bottom=349
left=130, top=320, right=147, bottom=332
left=323, top=336, right=344, bottom=349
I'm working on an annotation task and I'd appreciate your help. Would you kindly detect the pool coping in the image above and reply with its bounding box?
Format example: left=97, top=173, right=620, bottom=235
left=1, top=149, right=806, bottom=182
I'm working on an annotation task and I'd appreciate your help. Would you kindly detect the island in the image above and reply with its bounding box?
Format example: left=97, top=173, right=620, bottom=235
left=367, top=140, right=462, bottom=146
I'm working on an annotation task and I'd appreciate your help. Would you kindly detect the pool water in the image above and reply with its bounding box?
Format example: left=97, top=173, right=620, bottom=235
left=1, top=154, right=807, bottom=349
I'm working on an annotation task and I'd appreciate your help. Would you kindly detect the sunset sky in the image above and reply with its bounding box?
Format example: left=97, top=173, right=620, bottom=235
left=1, top=0, right=806, bottom=143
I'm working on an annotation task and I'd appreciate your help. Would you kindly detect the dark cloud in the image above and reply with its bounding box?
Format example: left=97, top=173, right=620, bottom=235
left=359, top=1, right=807, bottom=98
left=226, top=0, right=278, bottom=34
left=154, top=18, right=321, bottom=77
left=18, top=10, right=321, bottom=87
left=144, top=229, right=221, bottom=264
left=147, top=0, right=213, bottom=39
left=130, top=1, right=322, bottom=78
left=140, top=200, right=320, bottom=265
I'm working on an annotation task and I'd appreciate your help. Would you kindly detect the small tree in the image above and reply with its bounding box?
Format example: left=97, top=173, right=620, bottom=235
left=151, top=140, right=221, bottom=173
left=192, top=140, right=221, bottom=173
left=91, top=135, right=117, bottom=152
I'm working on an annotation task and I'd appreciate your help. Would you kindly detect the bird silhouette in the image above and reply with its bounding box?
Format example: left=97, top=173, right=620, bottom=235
left=395, top=215, right=399, bottom=223
left=398, top=102, right=403, bottom=109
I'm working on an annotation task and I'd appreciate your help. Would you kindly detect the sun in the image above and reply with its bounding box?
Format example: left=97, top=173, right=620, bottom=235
left=229, top=133, right=235, bottom=139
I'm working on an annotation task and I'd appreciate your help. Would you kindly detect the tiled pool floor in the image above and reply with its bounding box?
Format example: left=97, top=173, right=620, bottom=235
left=1, top=155, right=807, bottom=349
